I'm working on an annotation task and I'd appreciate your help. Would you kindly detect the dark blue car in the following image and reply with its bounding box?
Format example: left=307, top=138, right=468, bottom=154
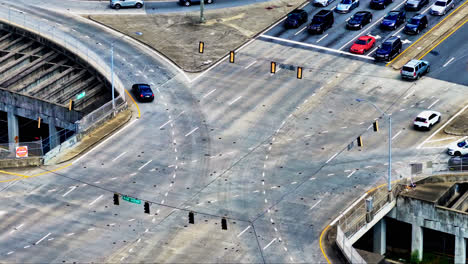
left=374, top=36, right=402, bottom=61
left=404, top=14, right=428, bottom=34
left=380, top=10, right=406, bottom=30
left=132, top=83, right=154, bottom=102
left=370, top=0, right=393, bottom=9
left=284, top=9, right=308, bottom=28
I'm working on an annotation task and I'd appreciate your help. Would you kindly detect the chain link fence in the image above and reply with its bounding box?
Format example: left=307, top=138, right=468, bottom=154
left=0, top=141, right=43, bottom=159
left=76, top=94, right=127, bottom=133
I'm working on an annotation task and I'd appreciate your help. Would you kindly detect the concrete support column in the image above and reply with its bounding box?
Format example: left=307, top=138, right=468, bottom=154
left=455, top=236, right=466, bottom=264
left=411, top=224, right=423, bottom=261
left=7, top=110, right=19, bottom=151
left=48, top=118, right=60, bottom=149
left=373, top=218, right=386, bottom=255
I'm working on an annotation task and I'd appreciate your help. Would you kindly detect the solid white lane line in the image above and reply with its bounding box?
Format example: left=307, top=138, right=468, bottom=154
left=89, top=195, right=103, bottom=206
left=138, top=160, right=152, bottom=170
left=426, top=137, right=456, bottom=143
left=263, top=238, right=277, bottom=250
left=7, top=251, right=14, bottom=255
left=159, top=119, right=172, bottom=129
left=112, top=151, right=127, bottom=162
left=427, top=99, right=440, bottom=109
left=24, top=245, right=31, bottom=248
left=326, top=152, right=338, bottom=164
left=294, top=26, right=307, bottom=36
left=310, top=199, right=322, bottom=210
left=34, top=233, right=51, bottom=245
left=202, top=89, right=216, bottom=98
left=185, top=127, right=199, bottom=137
left=244, top=60, right=257, bottom=69
left=392, top=130, right=402, bottom=140
left=316, top=33, right=329, bottom=43
left=237, top=225, right=251, bottom=237
left=228, top=96, right=242, bottom=105
left=62, top=186, right=77, bottom=197
left=347, top=170, right=357, bottom=178
left=443, top=57, right=455, bottom=67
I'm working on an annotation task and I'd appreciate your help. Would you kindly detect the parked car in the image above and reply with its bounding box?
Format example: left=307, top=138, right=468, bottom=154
left=346, top=11, right=372, bottom=29
left=401, top=59, right=430, bottom=79
left=413, top=110, right=441, bottom=130
left=284, top=9, right=308, bottom=28
left=308, top=10, right=334, bottom=34
left=350, top=35, right=376, bottom=54
left=430, top=0, right=454, bottom=15
left=336, top=0, right=360, bottom=13
left=179, top=0, right=213, bottom=6
left=370, top=0, right=393, bottom=9
left=447, top=139, right=468, bottom=156
left=448, top=156, right=468, bottom=171
left=313, top=0, right=336, bottom=7
left=374, top=36, right=402, bottom=61
left=132, top=83, right=154, bottom=102
left=380, top=10, right=406, bottom=30
left=110, top=0, right=144, bottom=9
left=404, top=14, right=428, bottom=34
left=405, top=0, right=429, bottom=11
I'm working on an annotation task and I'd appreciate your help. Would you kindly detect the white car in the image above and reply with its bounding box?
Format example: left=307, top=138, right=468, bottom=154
left=313, top=0, right=336, bottom=7
left=430, top=0, right=454, bottom=15
left=447, top=139, right=468, bottom=156
left=413, top=110, right=441, bottom=130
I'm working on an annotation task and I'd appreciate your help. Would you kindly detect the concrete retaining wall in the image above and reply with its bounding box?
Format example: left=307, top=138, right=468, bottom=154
left=0, top=157, right=42, bottom=169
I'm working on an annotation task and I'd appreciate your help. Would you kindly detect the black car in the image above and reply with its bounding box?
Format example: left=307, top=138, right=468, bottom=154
left=405, top=0, right=429, bottom=10
left=284, top=9, right=308, bottom=28
left=374, top=36, right=402, bottom=61
left=132, top=83, right=154, bottom=102
left=448, top=156, right=468, bottom=171
left=370, top=0, right=393, bottom=9
left=179, top=0, right=213, bottom=6
left=380, top=10, right=406, bottom=30
left=308, top=10, right=334, bottom=34
left=404, top=14, right=428, bottom=34
left=346, top=11, right=372, bottom=29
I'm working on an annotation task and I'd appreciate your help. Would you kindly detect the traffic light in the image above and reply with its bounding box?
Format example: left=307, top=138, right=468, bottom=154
left=271, top=62, right=276, bottom=74
left=297, top=67, right=303, bottom=79
left=357, top=136, right=363, bottom=147
left=221, top=217, right=227, bottom=230
left=373, top=120, right=379, bottom=132
left=37, top=117, right=41, bottom=129
left=229, top=51, right=235, bottom=63
left=68, top=99, right=74, bottom=111
left=199, top=41, right=204, bottom=53
left=144, top=201, right=150, bottom=214
left=189, top=211, right=194, bottom=224
left=113, top=193, right=119, bottom=205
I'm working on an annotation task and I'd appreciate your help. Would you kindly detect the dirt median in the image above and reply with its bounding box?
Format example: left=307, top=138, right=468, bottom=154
left=88, top=0, right=306, bottom=72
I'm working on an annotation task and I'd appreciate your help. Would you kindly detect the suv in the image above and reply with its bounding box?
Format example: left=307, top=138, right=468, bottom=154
left=405, top=0, right=429, bottom=10
left=413, top=110, right=441, bottom=130
left=313, top=0, right=336, bottom=7
left=308, top=10, right=334, bottom=34
left=404, top=14, right=428, bottom=34
left=430, top=0, right=454, bottom=15
left=380, top=10, right=406, bottom=30
left=447, top=139, right=468, bottom=156
left=370, top=0, right=393, bottom=9
left=110, top=0, right=144, bottom=9
left=401, top=59, right=430, bottom=79
left=179, top=0, right=213, bottom=6
left=284, top=9, right=308, bottom=28
left=374, top=36, right=402, bottom=61
left=132, top=83, right=154, bottom=102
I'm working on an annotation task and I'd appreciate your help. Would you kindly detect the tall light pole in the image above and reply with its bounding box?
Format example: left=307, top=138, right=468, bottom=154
left=356, top=99, right=392, bottom=196
left=200, top=0, right=205, bottom=23
left=111, top=43, right=115, bottom=113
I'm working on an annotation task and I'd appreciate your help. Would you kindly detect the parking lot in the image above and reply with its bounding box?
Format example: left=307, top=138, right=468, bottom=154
left=261, top=0, right=465, bottom=61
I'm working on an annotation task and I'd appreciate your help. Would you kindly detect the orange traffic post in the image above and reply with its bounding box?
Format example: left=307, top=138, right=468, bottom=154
left=229, top=51, right=235, bottom=63
left=271, top=62, right=276, bottom=74
left=199, top=41, right=204, bottom=53
left=297, top=67, right=303, bottom=79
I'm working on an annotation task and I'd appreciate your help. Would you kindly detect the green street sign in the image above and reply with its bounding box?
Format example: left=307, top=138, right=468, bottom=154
left=122, top=195, right=141, bottom=204
left=76, top=91, right=86, bottom=100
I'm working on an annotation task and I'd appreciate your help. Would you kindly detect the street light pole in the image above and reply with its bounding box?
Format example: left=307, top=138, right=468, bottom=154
left=111, top=43, right=115, bottom=113
left=356, top=99, right=392, bottom=194
left=200, top=0, right=205, bottom=23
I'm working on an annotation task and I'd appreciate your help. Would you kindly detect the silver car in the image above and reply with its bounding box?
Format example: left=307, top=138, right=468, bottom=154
left=313, top=0, right=336, bottom=7
left=336, top=0, right=360, bottom=13
left=110, top=0, right=144, bottom=9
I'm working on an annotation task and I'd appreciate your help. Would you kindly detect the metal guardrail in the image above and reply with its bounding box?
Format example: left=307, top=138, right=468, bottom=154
left=75, top=94, right=126, bottom=133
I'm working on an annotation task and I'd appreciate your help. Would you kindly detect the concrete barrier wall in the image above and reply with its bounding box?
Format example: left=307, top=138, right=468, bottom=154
left=0, top=157, right=42, bottom=169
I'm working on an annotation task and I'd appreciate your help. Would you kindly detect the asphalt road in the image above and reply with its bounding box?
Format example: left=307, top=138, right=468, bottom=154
left=263, top=0, right=466, bottom=59
left=0, top=0, right=467, bottom=263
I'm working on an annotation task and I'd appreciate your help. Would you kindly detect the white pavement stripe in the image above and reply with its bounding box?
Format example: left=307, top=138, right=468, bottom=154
left=112, top=151, right=127, bottom=162
left=89, top=195, right=103, bottom=206
left=427, top=99, right=440, bottom=109
left=34, top=233, right=51, bottom=245
left=316, top=33, right=329, bottom=43
left=426, top=137, right=456, bottom=143
left=185, top=127, right=199, bottom=137
left=203, top=89, right=216, bottom=98
left=443, top=57, right=455, bottom=67
left=159, top=119, right=172, bottom=129
left=228, top=96, right=242, bottom=105
left=392, top=130, right=402, bottom=141
left=310, top=199, right=322, bottom=210
left=244, top=60, right=257, bottom=69
left=237, top=225, right=251, bottom=237
left=294, top=26, right=307, bottom=36
left=347, top=170, right=357, bottom=178
left=62, top=186, right=77, bottom=197
left=326, top=152, right=338, bottom=164
left=138, top=160, right=153, bottom=170
left=263, top=238, right=277, bottom=250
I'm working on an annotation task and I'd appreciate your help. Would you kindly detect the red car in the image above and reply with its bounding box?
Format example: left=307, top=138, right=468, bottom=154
left=349, top=36, right=376, bottom=54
